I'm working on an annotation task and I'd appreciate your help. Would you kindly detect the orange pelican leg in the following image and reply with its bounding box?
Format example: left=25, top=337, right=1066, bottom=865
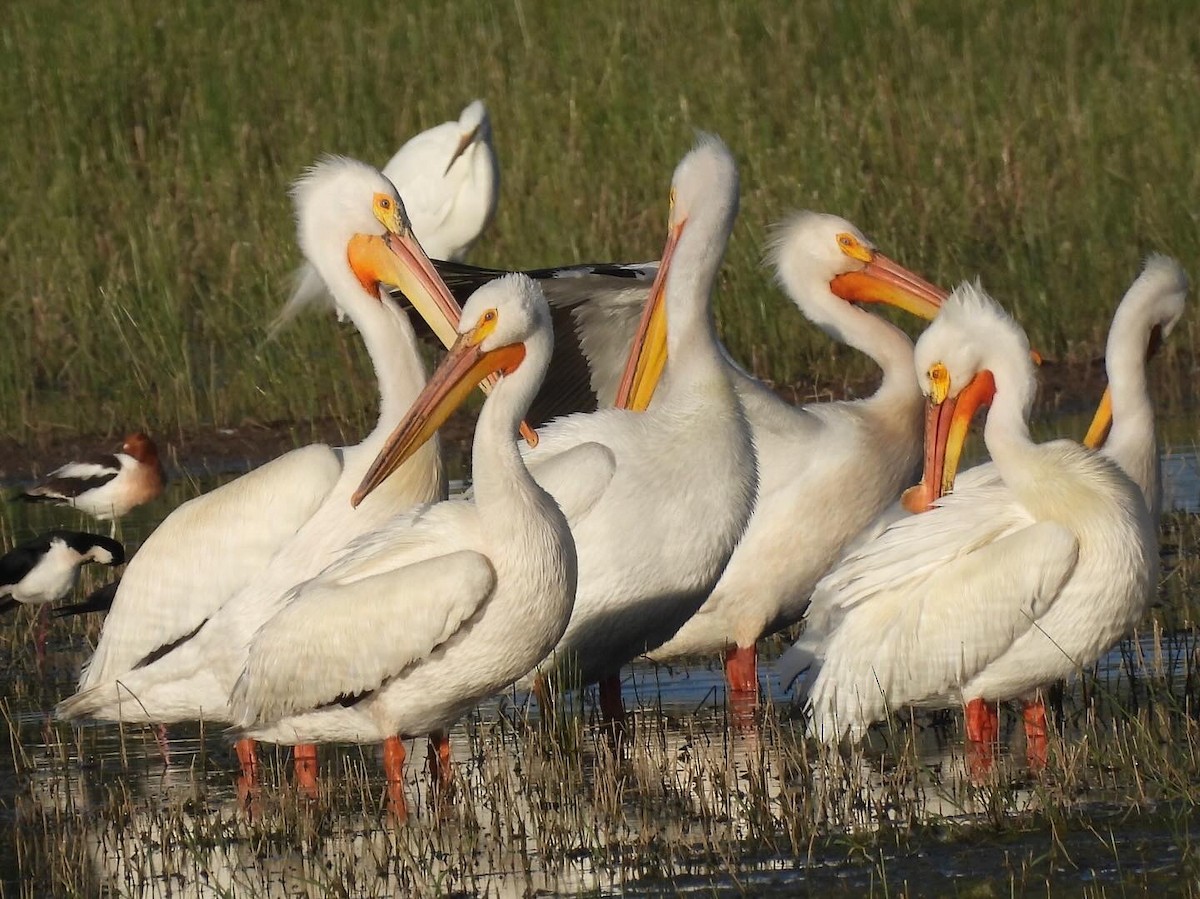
left=724, top=643, right=759, bottom=729
left=1022, top=698, right=1049, bottom=772
left=426, top=730, right=454, bottom=796
left=235, top=738, right=260, bottom=813
left=532, top=672, right=556, bottom=727
left=293, top=743, right=319, bottom=798
left=964, top=698, right=1000, bottom=778
left=383, top=736, right=408, bottom=819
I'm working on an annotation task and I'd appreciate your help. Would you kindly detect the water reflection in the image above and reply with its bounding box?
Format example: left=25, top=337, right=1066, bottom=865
left=1, top=434, right=1197, bottom=895
left=7, top=626, right=1195, bottom=896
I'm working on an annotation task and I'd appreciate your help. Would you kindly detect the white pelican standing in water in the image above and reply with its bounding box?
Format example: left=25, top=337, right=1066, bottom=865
left=281, top=100, right=498, bottom=331
left=57, top=158, right=465, bottom=787
left=783, top=284, right=1156, bottom=760
left=230, top=275, right=581, bottom=816
left=512, top=135, right=757, bottom=715
left=648, top=213, right=947, bottom=706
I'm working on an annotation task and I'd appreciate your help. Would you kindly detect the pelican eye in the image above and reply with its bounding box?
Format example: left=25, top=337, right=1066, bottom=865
left=927, top=362, right=951, bottom=404
left=371, top=192, right=403, bottom=232
left=470, top=307, right=500, bottom=344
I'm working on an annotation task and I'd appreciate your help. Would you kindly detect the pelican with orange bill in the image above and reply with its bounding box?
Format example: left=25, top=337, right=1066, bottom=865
left=783, top=283, right=1156, bottom=778
left=230, top=275, right=577, bottom=817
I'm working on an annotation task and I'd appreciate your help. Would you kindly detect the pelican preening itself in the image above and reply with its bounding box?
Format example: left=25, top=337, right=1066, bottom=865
left=231, top=275, right=579, bottom=814
left=56, top=158, right=467, bottom=791
left=648, top=212, right=948, bottom=707
left=280, top=99, right=499, bottom=333
left=782, top=284, right=1157, bottom=764
left=19, top=432, right=165, bottom=526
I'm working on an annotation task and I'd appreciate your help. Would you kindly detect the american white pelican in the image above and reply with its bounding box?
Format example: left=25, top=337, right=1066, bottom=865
left=20, top=433, right=165, bottom=524
left=648, top=213, right=947, bottom=707
left=56, top=159, right=464, bottom=779
left=0, top=531, right=123, bottom=614
left=280, top=100, right=499, bottom=332
left=517, top=135, right=757, bottom=714
left=230, top=274, right=580, bottom=815
left=783, top=284, right=1156, bottom=756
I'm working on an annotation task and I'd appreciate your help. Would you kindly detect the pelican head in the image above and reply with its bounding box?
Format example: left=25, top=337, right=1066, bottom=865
left=615, top=133, right=739, bottom=410
left=292, top=156, right=462, bottom=348
left=769, top=211, right=947, bottom=323
left=445, top=99, right=493, bottom=176
left=353, top=274, right=551, bottom=506
left=903, top=283, right=1033, bottom=512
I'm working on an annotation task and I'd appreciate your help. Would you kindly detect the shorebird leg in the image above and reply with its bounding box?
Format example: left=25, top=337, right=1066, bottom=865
left=154, top=724, right=171, bottom=766
left=598, top=671, right=628, bottom=750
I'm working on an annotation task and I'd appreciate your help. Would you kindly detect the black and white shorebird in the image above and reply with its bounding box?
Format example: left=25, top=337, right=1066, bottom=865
left=19, top=432, right=166, bottom=531
left=0, top=530, right=125, bottom=614
left=1, top=530, right=125, bottom=664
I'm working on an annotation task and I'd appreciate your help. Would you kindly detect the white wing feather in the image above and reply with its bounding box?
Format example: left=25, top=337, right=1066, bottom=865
left=526, top=441, right=616, bottom=526
left=231, top=501, right=494, bottom=725
left=78, top=445, right=342, bottom=688
left=790, top=514, right=1079, bottom=742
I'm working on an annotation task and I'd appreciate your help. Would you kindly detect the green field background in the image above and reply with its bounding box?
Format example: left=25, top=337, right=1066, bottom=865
left=2, top=0, right=1196, bottom=445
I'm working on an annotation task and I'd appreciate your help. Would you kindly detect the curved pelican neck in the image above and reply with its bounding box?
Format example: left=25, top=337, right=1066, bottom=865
left=979, top=346, right=1037, bottom=484
left=313, top=248, right=430, bottom=444
left=779, top=262, right=921, bottom=408
left=1101, top=316, right=1159, bottom=516
left=660, top=217, right=734, bottom=392
left=471, top=338, right=552, bottom=516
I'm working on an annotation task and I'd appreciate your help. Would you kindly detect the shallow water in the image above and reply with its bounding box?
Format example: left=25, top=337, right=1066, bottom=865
left=1, top=431, right=1198, bottom=896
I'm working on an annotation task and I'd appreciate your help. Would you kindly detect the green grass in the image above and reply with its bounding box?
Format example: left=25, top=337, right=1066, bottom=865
left=0, top=0, right=1197, bottom=444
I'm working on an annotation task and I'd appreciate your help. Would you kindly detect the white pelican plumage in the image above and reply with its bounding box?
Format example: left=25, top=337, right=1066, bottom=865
left=57, top=159, right=464, bottom=776
left=20, top=432, right=165, bottom=526
left=230, top=274, right=579, bottom=815
left=782, top=284, right=1157, bottom=757
left=517, top=135, right=757, bottom=713
left=1082, top=255, right=1188, bottom=519
left=281, top=100, right=498, bottom=331
left=648, top=213, right=947, bottom=706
